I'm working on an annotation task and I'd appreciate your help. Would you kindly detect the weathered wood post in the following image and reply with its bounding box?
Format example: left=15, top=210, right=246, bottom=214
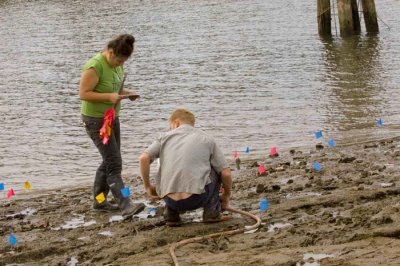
left=351, top=0, right=361, bottom=33
left=337, top=0, right=354, bottom=36
left=317, top=0, right=331, bottom=36
left=361, top=0, right=379, bottom=33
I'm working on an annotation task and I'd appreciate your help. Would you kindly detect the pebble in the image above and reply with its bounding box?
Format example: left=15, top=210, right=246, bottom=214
left=256, top=184, right=265, bottom=193
left=392, top=150, right=400, bottom=157
left=249, top=161, right=259, bottom=168
left=364, top=143, right=378, bottom=148
left=271, top=185, right=281, bottom=191
left=293, top=186, right=303, bottom=192
left=339, top=157, right=356, bottom=163
left=275, top=166, right=285, bottom=172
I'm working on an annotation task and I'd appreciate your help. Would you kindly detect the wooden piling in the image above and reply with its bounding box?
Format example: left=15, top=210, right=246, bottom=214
left=351, top=0, right=361, bottom=34
left=337, top=0, right=354, bottom=37
left=317, top=0, right=331, bottom=36
left=361, top=0, right=379, bottom=33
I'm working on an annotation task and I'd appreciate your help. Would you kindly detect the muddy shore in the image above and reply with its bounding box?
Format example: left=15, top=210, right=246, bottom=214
left=1, top=137, right=400, bottom=266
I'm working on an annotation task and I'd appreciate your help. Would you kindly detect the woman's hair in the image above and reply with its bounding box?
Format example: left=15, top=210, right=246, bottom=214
left=107, top=34, right=135, bottom=58
left=169, top=109, right=195, bottom=126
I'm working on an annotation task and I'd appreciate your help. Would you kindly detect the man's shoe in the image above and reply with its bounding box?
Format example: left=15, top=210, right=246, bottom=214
left=203, top=212, right=231, bottom=223
left=164, top=207, right=182, bottom=227
left=93, top=201, right=119, bottom=212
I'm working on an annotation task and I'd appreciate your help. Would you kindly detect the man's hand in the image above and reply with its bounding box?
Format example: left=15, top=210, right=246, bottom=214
left=140, top=152, right=160, bottom=200
left=220, top=193, right=230, bottom=210
left=145, top=185, right=160, bottom=200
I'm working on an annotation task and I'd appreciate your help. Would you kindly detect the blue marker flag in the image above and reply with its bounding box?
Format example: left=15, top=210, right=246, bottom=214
left=260, top=199, right=268, bottom=211
left=377, top=118, right=383, bottom=126
left=120, top=187, right=131, bottom=198
left=328, top=139, right=335, bottom=148
left=315, top=131, right=323, bottom=139
left=149, top=207, right=157, bottom=215
left=9, top=233, right=17, bottom=246
left=313, top=161, right=321, bottom=171
left=245, top=146, right=250, bottom=153
left=0, top=183, right=4, bottom=191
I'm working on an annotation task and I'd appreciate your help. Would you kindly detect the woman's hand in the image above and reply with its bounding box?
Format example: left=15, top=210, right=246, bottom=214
left=128, top=94, right=140, bottom=101
left=109, top=93, right=122, bottom=104
left=121, top=88, right=140, bottom=101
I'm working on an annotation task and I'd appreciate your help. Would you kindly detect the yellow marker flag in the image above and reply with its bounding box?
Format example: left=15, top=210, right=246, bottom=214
left=95, top=192, right=105, bottom=204
left=24, top=181, right=31, bottom=190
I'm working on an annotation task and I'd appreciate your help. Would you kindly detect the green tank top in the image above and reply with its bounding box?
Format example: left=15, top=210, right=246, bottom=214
left=80, top=53, right=124, bottom=117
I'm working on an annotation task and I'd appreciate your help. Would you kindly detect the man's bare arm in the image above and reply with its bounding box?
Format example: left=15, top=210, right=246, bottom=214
left=139, top=152, right=159, bottom=199
left=220, top=167, right=232, bottom=209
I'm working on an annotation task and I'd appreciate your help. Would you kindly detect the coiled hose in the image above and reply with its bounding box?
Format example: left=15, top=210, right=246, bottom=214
left=169, top=206, right=262, bottom=266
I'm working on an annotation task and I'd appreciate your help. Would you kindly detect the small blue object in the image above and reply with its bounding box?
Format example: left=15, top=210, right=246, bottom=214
left=328, top=139, right=335, bottom=148
left=120, top=187, right=131, bottom=198
left=9, top=233, right=17, bottom=246
left=315, top=131, right=323, bottom=139
left=260, top=199, right=268, bottom=211
left=245, top=146, right=250, bottom=153
left=377, top=118, right=383, bottom=126
left=313, top=161, right=322, bottom=171
left=0, top=183, right=4, bottom=191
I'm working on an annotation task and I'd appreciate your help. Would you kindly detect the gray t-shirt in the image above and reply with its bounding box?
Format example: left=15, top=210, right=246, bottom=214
left=145, top=124, right=228, bottom=198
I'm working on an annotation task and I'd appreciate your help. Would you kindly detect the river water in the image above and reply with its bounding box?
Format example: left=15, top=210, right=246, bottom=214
left=0, top=0, right=399, bottom=191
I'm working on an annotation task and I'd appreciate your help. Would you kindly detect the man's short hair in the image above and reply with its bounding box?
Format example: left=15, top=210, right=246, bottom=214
left=169, top=108, right=195, bottom=126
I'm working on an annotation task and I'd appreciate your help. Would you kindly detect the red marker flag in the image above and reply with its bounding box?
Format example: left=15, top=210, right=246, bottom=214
left=270, top=147, right=277, bottom=156
left=7, top=188, right=15, bottom=199
left=258, top=164, right=266, bottom=175
left=99, top=108, right=115, bottom=145
left=233, top=151, right=238, bottom=159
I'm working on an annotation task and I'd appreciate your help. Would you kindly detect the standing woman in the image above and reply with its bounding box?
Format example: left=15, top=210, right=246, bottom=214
left=79, top=34, right=144, bottom=218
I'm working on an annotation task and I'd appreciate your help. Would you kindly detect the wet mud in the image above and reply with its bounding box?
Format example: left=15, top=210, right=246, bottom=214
left=1, top=138, right=400, bottom=265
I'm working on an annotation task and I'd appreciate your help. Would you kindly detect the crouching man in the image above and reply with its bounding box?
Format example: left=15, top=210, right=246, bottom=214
left=139, top=108, right=232, bottom=226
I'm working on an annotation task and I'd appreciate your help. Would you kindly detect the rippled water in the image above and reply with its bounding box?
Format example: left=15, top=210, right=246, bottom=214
left=1, top=0, right=399, bottom=190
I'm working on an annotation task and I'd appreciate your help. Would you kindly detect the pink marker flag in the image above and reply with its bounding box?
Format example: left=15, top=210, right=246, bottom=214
left=258, top=164, right=266, bottom=175
left=270, top=147, right=277, bottom=156
left=233, top=151, right=238, bottom=159
left=7, top=188, right=15, bottom=199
